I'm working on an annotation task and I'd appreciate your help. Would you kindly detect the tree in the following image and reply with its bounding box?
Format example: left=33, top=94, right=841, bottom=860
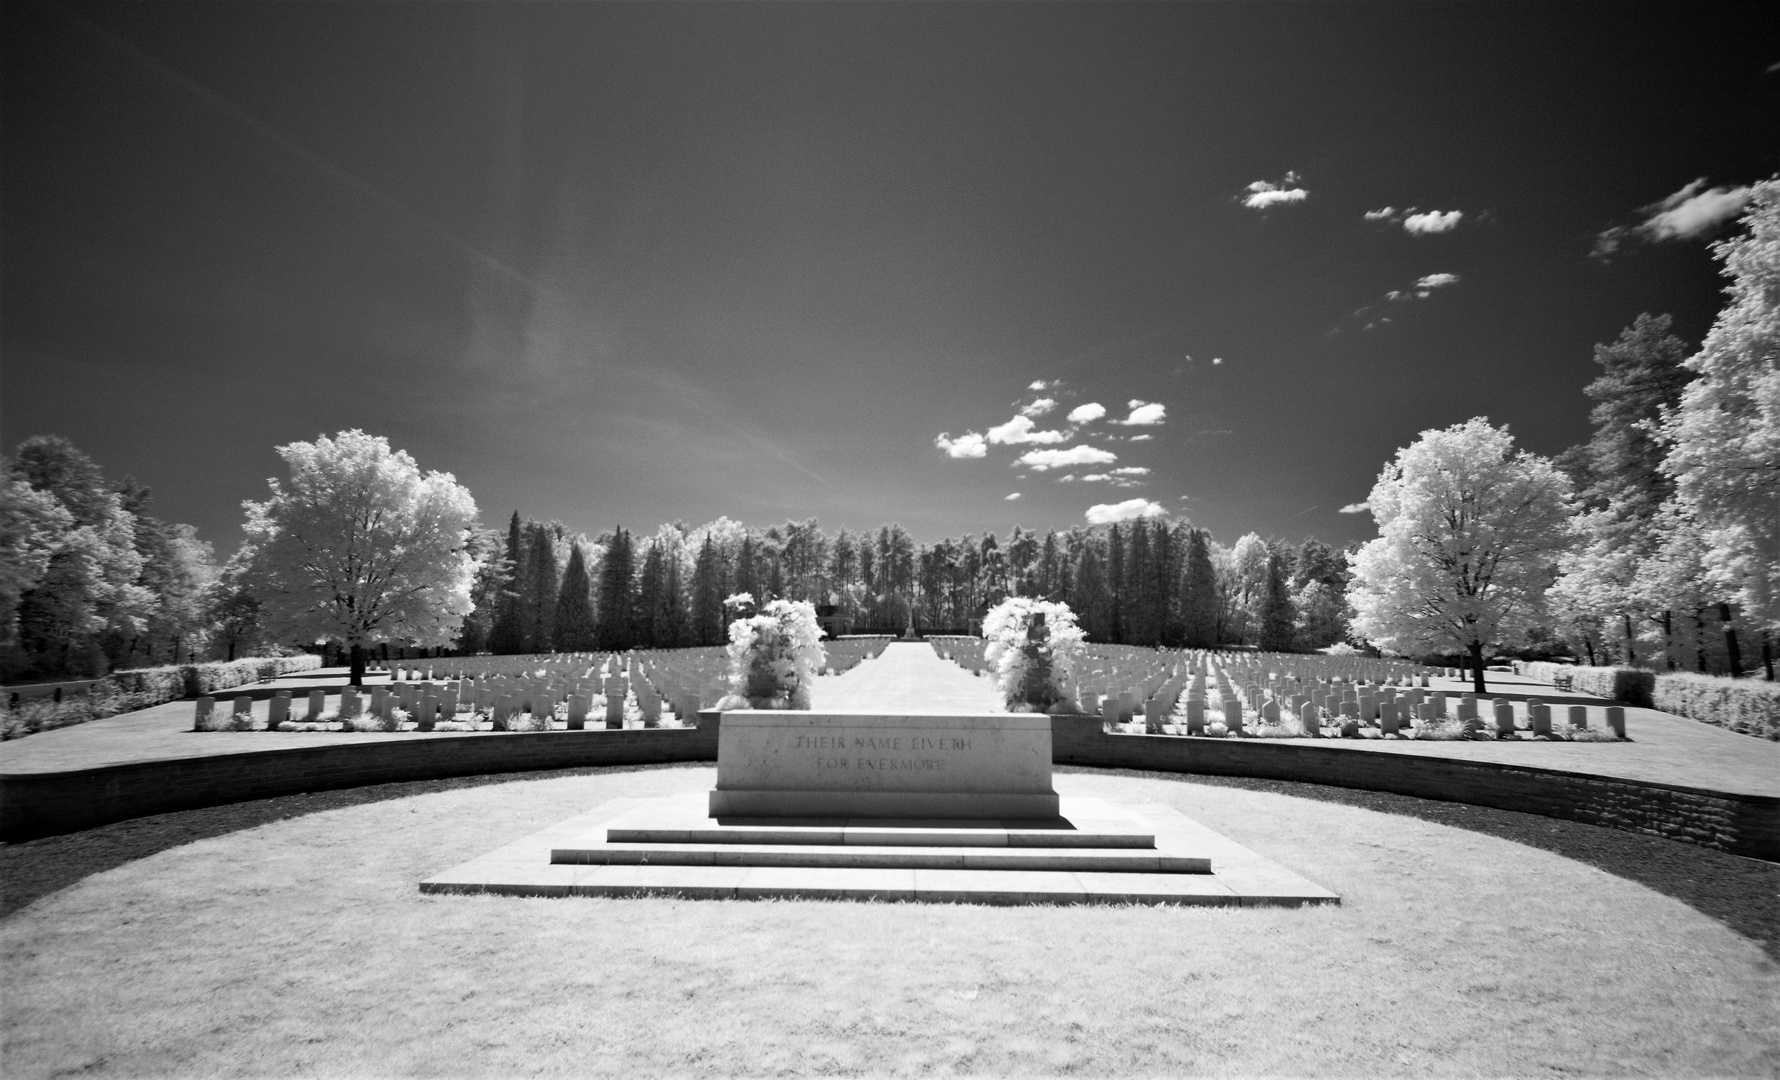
left=1348, top=418, right=1572, bottom=693
left=1658, top=178, right=1780, bottom=637
left=525, top=522, right=558, bottom=652
left=7, top=436, right=152, bottom=677
left=0, top=475, right=73, bottom=651
left=595, top=528, right=635, bottom=651
left=554, top=542, right=597, bottom=651
left=1549, top=314, right=1695, bottom=665
left=1071, top=540, right=1112, bottom=642
left=1179, top=528, right=1219, bottom=648
left=689, top=534, right=725, bottom=646
left=1258, top=551, right=1297, bottom=652
left=240, top=430, right=479, bottom=686
left=487, top=512, right=526, bottom=654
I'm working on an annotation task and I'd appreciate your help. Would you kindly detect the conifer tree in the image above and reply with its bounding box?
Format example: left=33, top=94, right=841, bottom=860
left=488, top=511, right=526, bottom=654
left=1258, top=551, right=1297, bottom=652
left=633, top=539, right=664, bottom=647
left=526, top=522, right=558, bottom=652
left=734, top=534, right=760, bottom=604
left=689, top=534, right=724, bottom=646
left=1072, top=540, right=1112, bottom=642
left=1180, top=528, right=1219, bottom=647
left=554, top=543, right=597, bottom=651
left=1106, top=524, right=1125, bottom=644
left=595, top=527, right=634, bottom=651
left=1123, top=520, right=1161, bottom=646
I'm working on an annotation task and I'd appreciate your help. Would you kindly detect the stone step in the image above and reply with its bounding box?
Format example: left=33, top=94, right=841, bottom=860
left=605, top=823, right=1156, bottom=849
left=422, top=864, right=1307, bottom=905
left=553, top=842, right=1209, bottom=873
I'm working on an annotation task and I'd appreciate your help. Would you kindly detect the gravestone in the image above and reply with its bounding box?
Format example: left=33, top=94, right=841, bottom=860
left=269, top=692, right=291, bottom=727
left=1605, top=706, right=1625, bottom=737
left=1568, top=705, right=1588, bottom=729
left=1494, top=700, right=1515, bottom=736
left=1529, top=703, right=1551, bottom=737
left=305, top=690, right=325, bottom=722
left=193, top=696, right=215, bottom=732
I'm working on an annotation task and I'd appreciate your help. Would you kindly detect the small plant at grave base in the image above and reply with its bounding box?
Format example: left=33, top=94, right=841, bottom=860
left=343, top=712, right=384, bottom=733
left=222, top=710, right=256, bottom=732
left=981, top=597, right=1086, bottom=714
left=387, top=707, right=411, bottom=731
left=431, top=719, right=475, bottom=732
left=716, top=593, right=827, bottom=710
left=1412, top=717, right=1473, bottom=741
left=1565, top=726, right=1623, bottom=743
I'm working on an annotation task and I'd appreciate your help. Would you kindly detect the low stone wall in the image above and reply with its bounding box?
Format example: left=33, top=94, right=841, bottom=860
left=1050, top=717, right=1778, bottom=862
left=0, top=719, right=718, bottom=842
left=3, top=713, right=1774, bottom=861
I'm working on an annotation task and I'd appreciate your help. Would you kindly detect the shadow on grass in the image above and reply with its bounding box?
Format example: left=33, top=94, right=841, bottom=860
left=4, top=761, right=1776, bottom=962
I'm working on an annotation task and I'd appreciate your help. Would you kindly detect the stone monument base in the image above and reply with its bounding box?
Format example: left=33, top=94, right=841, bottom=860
left=708, top=712, right=1059, bottom=820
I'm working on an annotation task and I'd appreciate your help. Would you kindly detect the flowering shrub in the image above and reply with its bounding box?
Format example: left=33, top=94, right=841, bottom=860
left=981, top=597, right=1085, bottom=713
left=717, top=594, right=826, bottom=710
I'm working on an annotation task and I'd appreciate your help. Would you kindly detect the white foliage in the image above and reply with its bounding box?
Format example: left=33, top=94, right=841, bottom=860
left=1348, top=418, right=1572, bottom=656
left=241, top=430, right=479, bottom=649
left=720, top=598, right=827, bottom=710
left=981, top=596, right=1085, bottom=712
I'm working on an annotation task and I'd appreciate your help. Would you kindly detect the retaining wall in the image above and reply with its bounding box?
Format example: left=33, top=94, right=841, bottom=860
left=2, top=714, right=1774, bottom=861
left=1051, top=718, right=1778, bottom=862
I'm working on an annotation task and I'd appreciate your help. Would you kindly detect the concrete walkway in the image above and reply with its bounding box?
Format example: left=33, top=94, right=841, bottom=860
left=811, top=642, right=1001, bottom=713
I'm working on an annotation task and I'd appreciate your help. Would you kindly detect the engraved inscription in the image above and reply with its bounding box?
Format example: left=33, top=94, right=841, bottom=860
left=794, top=731, right=973, bottom=773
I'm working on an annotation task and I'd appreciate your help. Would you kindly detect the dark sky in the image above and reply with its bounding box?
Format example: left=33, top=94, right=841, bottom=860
left=4, top=1, right=1776, bottom=554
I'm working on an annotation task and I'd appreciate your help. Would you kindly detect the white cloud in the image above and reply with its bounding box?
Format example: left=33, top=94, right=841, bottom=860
left=1004, top=492, right=1021, bottom=501
left=1116, top=401, right=1166, bottom=426
left=1128, top=433, right=1154, bottom=442
left=1639, top=180, right=1752, bottom=240
left=1112, top=467, right=1150, bottom=475
left=1593, top=177, right=1755, bottom=257
left=1082, top=473, right=1111, bottom=482
left=1211, top=357, right=1223, bottom=365
left=1415, top=273, right=1460, bottom=290
left=1067, top=402, right=1106, bottom=424
left=1403, top=210, right=1463, bottom=235
left=1240, top=171, right=1308, bottom=209
left=1021, top=397, right=1057, bottom=418
left=1364, top=207, right=1398, bottom=221
left=1339, top=501, right=1371, bottom=514
left=1057, top=474, right=1077, bottom=483
left=1018, top=445, right=1117, bottom=471
left=934, top=431, right=986, bottom=458
left=1086, top=498, right=1166, bottom=525
left=1028, top=379, right=1060, bottom=392
left=987, top=415, right=1072, bottom=445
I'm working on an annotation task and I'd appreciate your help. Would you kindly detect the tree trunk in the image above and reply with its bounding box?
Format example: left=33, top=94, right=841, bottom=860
left=1763, top=633, right=1774, bottom=681
left=1582, top=635, right=1597, bottom=667
left=1661, top=610, right=1675, bottom=669
left=227, top=638, right=236, bottom=662
left=1469, top=639, right=1486, bottom=695
left=1694, top=610, right=1708, bottom=672
left=1718, top=603, right=1743, bottom=677
left=1623, top=613, right=1636, bottom=667
left=349, top=642, right=366, bottom=688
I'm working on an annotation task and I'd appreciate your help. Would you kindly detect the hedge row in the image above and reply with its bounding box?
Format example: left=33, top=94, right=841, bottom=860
left=1514, top=662, right=1656, bottom=707
left=1652, top=672, right=1780, bottom=742
left=2, top=655, right=323, bottom=741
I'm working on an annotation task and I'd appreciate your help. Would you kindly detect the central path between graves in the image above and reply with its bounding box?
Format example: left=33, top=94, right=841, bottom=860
left=811, top=641, right=1001, bottom=713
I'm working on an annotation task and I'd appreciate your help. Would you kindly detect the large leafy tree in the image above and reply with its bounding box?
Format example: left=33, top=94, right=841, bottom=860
left=0, top=475, right=73, bottom=652
left=1349, top=418, right=1572, bottom=693
left=1658, top=177, right=1780, bottom=637
left=240, top=430, right=479, bottom=686
left=7, top=436, right=153, bottom=677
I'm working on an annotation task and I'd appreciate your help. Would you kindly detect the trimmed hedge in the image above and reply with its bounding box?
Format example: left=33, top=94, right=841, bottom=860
left=1514, top=662, right=1656, bottom=707
left=1653, top=672, right=1780, bottom=742
left=2, top=655, right=323, bottom=741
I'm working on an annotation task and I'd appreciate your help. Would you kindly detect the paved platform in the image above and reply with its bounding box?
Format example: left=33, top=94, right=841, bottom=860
left=811, top=641, right=1001, bottom=712
left=420, top=792, right=1338, bottom=906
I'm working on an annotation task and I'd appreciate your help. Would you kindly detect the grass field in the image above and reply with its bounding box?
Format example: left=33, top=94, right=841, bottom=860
left=3, top=765, right=1776, bottom=1077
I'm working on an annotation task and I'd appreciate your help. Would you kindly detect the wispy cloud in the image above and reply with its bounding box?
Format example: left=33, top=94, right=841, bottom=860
left=1087, top=498, right=1166, bottom=524
left=1004, top=492, right=1021, bottom=501
left=1415, top=272, right=1460, bottom=290
left=987, top=415, right=1072, bottom=445
left=1021, top=397, right=1057, bottom=418
left=1240, top=171, right=1308, bottom=210
left=1113, top=467, right=1150, bottom=476
left=1402, top=210, right=1463, bottom=235
left=1339, top=501, right=1371, bottom=514
left=1128, top=434, right=1154, bottom=442
left=1116, top=400, right=1167, bottom=426
left=935, top=431, right=987, bottom=458
left=1018, top=445, right=1117, bottom=471
left=1028, top=379, right=1061, bottom=392
left=1364, top=207, right=1398, bottom=221
left=1067, top=402, right=1106, bottom=424
left=1593, top=177, right=1755, bottom=258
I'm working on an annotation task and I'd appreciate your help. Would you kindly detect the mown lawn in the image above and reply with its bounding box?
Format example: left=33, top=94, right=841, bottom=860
left=2, top=766, right=1775, bottom=1077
